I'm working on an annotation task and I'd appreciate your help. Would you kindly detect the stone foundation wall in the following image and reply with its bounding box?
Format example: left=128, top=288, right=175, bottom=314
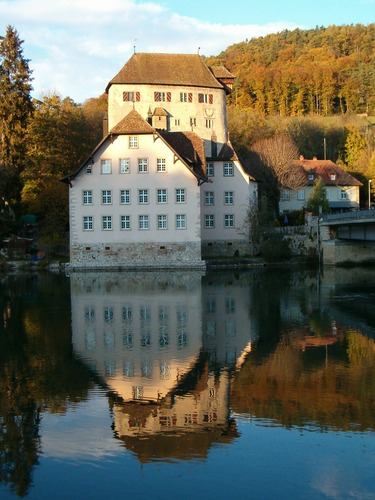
left=322, top=240, right=375, bottom=266
left=69, top=241, right=205, bottom=270
left=201, top=240, right=250, bottom=258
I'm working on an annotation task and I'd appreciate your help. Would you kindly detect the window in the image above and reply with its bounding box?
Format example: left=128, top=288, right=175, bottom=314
left=157, top=215, right=168, bottom=230
left=83, top=190, right=92, bottom=205
left=297, top=189, right=305, bottom=200
left=205, top=214, right=214, bottom=228
left=139, top=189, right=148, bottom=204
left=281, top=190, right=290, bottom=200
left=205, top=191, right=214, bottom=205
left=224, top=191, right=234, bottom=205
left=308, top=174, right=314, bottom=181
left=190, top=117, right=196, bottom=127
left=180, top=92, right=192, bottom=102
left=223, top=162, right=233, bottom=176
left=157, top=158, right=166, bottom=172
left=176, top=188, right=186, bottom=203
left=139, top=215, right=149, bottom=230
left=120, top=189, right=130, bottom=204
left=121, top=215, right=131, bottom=230
left=102, top=215, right=112, bottom=230
left=205, top=119, right=213, bottom=128
left=207, top=163, right=214, bottom=177
left=102, top=190, right=112, bottom=204
left=129, top=136, right=138, bottom=148
left=224, top=214, right=234, bottom=228
left=83, top=216, right=93, bottom=230
left=176, top=214, right=186, bottom=229
left=123, top=91, right=140, bottom=102
left=138, top=158, right=148, bottom=173
left=340, top=189, right=348, bottom=199
left=174, top=118, right=180, bottom=126
left=198, top=93, right=213, bottom=104
left=101, top=159, right=112, bottom=174
left=120, top=158, right=130, bottom=173
left=86, top=164, right=92, bottom=174
left=331, top=174, right=336, bottom=181
left=154, top=91, right=171, bottom=102
left=157, top=189, right=167, bottom=203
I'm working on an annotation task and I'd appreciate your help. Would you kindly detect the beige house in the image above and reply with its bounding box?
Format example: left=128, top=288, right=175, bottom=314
left=279, top=158, right=362, bottom=214
left=62, top=53, right=257, bottom=269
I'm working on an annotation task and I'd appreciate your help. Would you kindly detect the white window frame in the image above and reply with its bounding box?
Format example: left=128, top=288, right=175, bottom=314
left=83, top=216, right=93, bottom=231
left=205, top=119, right=213, bottom=128
left=281, top=189, right=290, bottom=201
left=129, top=136, right=138, bottom=148
left=224, top=214, right=234, bottom=228
left=223, top=162, right=233, bottom=177
left=101, top=159, right=112, bottom=174
left=340, top=189, right=348, bottom=199
left=206, top=163, right=214, bottom=177
left=139, top=215, right=149, bottom=230
left=157, top=158, right=166, bottom=172
left=138, top=158, right=148, bottom=173
left=139, top=189, right=149, bottom=204
left=224, top=191, right=234, bottom=205
left=120, top=158, right=130, bottom=174
left=83, top=190, right=92, bottom=205
left=205, top=191, right=214, bottom=205
left=297, top=189, right=305, bottom=201
left=157, top=214, right=168, bottom=230
left=102, top=215, right=112, bottom=230
left=86, top=164, right=92, bottom=174
left=176, top=188, right=186, bottom=204
left=121, top=215, right=131, bottom=230
left=205, top=214, right=214, bottom=228
left=102, top=190, right=112, bottom=205
left=157, top=189, right=167, bottom=204
left=176, top=214, right=186, bottom=229
left=120, top=189, right=130, bottom=205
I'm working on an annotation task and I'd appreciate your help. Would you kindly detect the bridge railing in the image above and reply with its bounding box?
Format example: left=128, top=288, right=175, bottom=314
left=322, top=209, right=375, bottom=222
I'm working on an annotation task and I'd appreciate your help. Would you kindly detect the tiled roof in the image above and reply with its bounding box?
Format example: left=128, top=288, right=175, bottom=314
left=293, top=159, right=363, bottom=186
left=110, top=109, right=154, bottom=134
left=160, top=131, right=207, bottom=181
left=210, top=65, right=235, bottom=80
left=217, top=141, right=238, bottom=161
left=106, top=53, right=224, bottom=91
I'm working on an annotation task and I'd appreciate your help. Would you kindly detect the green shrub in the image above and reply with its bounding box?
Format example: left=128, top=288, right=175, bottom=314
left=260, top=234, right=292, bottom=262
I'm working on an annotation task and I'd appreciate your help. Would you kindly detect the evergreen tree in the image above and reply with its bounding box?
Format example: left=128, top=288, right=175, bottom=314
left=0, top=26, right=33, bottom=213
left=307, top=177, right=329, bottom=215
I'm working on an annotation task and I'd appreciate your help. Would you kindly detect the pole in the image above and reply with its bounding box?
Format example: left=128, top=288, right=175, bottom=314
left=369, top=179, right=372, bottom=209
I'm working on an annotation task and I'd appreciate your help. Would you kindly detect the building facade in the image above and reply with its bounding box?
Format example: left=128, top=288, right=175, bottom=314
left=62, top=53, right=257, bottom=269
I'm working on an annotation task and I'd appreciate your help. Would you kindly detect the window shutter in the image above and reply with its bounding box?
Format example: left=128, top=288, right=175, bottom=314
left=154, top=92, right=159, bottom=102
left=167, top=92, right=171, bottom=102
left=188, top=93, right=192, bottom=103
left=198, top=93, right=203, bottom=103
left=209, top=94, right=213, bottom=104
left=136, top=92, right=140, bottom=102
left=123, top=92, right=129, bottom=102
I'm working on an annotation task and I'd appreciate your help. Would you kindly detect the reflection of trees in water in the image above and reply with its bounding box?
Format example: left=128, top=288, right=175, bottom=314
left=0, top=273, right=93, bottom=495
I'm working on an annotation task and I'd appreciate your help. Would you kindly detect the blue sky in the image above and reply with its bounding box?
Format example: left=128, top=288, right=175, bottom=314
left=0, top=0, right=373, bottom=103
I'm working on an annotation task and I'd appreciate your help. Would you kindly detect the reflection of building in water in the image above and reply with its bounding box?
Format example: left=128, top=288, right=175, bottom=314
left=70, top=271, right=256, bottom=461
left=71, top=272, right=204, bottom=402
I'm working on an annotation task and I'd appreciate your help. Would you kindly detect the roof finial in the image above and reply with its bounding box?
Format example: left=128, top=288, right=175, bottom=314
left=134, top=39, right=137, bottom=54
left=198, top=47, right=201, bottom=55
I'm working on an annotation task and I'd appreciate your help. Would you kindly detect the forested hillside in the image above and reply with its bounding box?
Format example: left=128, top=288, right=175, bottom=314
left=207, top=24, right=375, bottom=116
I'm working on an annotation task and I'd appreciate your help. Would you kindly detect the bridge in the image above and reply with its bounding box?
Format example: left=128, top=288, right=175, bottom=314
left=319, top=209, right=375, bottom=265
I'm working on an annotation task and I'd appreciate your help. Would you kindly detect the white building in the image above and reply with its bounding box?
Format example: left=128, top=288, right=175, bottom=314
left=62, top=53, right=257, bottom=269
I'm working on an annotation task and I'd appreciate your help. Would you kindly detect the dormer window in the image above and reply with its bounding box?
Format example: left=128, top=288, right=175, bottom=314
left=308, top=174, right=314, bottom=181
left=330, top=174, right=336, bottom=181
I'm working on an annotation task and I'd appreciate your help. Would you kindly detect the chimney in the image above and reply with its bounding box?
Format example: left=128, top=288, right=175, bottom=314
left=299, top=155, right=304, bottom=161
left=103, top=112, right=108, bottom=138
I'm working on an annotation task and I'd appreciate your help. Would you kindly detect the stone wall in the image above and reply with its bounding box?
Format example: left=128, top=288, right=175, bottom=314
left=201, top=240, right=251, bottom=258
left=69, top=241, right=205, bottom=270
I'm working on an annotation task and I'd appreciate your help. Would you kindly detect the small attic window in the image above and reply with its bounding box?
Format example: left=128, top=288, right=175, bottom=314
left=330, top=174, right=336, bottom=180
left=308, top=174, right=314, bottom=181
left=86, top=164, right=92, bottom=174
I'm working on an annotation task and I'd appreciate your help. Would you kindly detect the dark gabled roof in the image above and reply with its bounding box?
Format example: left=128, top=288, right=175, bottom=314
left=106, top=53, right=224, bottom=92
left=60, top=110, right=207, bottom=185
left=110, top=109, right=155, bottom=134
left=159, top=130, right=207, bottom=182
left=294, top=159, right=363, bottom=187
left=217, top=141, right=239, bottom=161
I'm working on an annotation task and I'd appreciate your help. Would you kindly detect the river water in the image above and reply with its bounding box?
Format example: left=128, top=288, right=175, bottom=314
left=0, top=266, right=375, bottom=499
